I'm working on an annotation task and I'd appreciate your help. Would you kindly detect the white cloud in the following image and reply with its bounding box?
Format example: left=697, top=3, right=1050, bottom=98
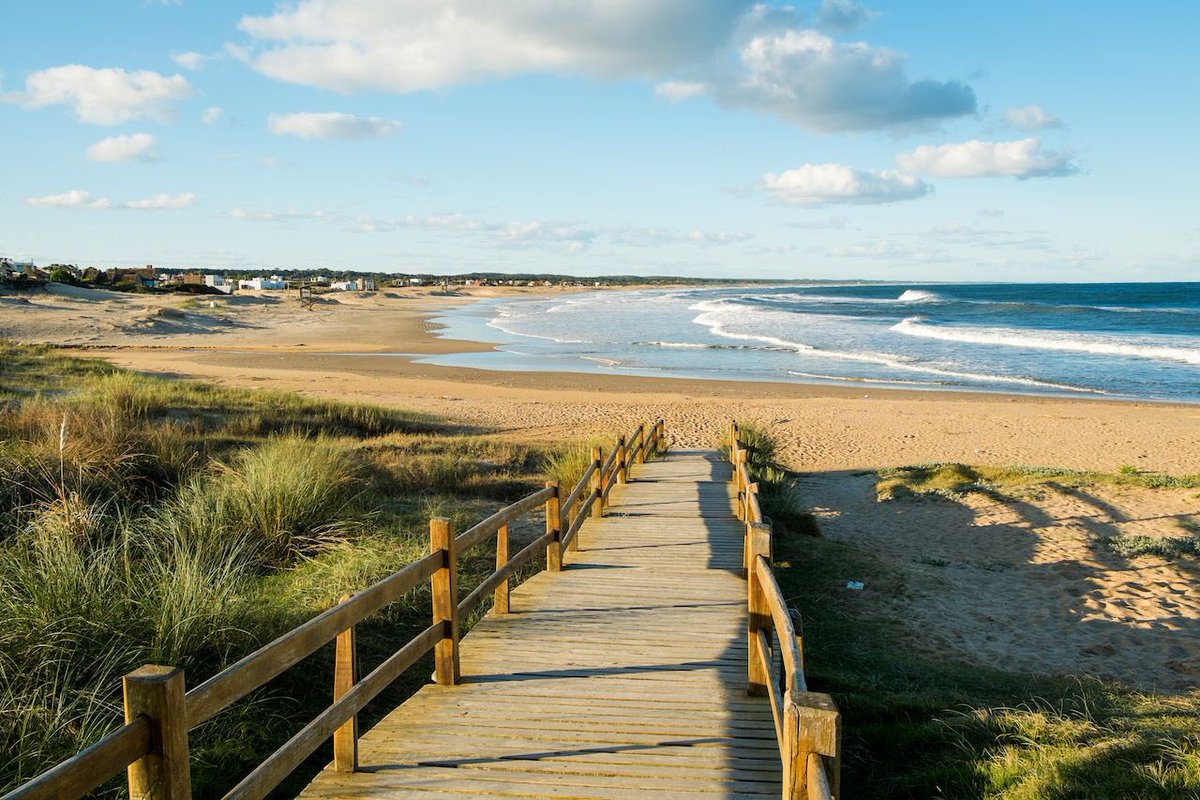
left=719, top=26, right=975, bottom=131
left=229, top=207, right=323, bottom=223
left=786, top=215, right=851, bottom=230
left=85, top=133, right=159, bottom=162
left=497, top=221, right=597, bottom=249
left=171, top=52, right=205, bottom=70
left=4, top=65, right=191, bottom=125
left=976, top=207, right=1005, bottom=218
left=761, top=163, right=930, bottom=206
left=237, top=0, right=748, bottom=93
left=25, top=190, right=111, bottom=209
left=896, top=138, right=1077, bottom=179
left=268, top=111, right=401, bottom=140
left=815, top=0, right=879, bottom=32
left=610, top=227, right=751, bottom=246
left=231, top=2, right=973, bottom=133
left=201, top=106, right=223, bottom=125
left=654, top=81, right=707, bottom=101
left=124, top=192, right=196, bottom=210
left=1004, top=104, right=1062, bottom=130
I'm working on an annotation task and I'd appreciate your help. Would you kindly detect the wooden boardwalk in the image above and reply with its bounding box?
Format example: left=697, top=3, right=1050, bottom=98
left=298, top=450, right=782, bottom=799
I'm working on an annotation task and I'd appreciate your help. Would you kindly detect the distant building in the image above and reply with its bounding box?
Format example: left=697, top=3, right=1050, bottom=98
left=356, top=277, right=376, bottom=291
left=203, top=274, right=232, bottom=294
left=239, top=276, right=286, bottom=290
left=330, top=280, right=358, bottom=291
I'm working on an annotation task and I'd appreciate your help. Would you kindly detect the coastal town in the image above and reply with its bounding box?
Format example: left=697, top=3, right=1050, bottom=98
left=0, top=257, right=621, bottom=294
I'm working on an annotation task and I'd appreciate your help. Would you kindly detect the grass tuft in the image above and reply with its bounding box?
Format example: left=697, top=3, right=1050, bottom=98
left=877, top=462, right=1200, bottom=502
left=1106, top=534, right=1200, bottom=560
left=721, top=421, right=818, bottom=537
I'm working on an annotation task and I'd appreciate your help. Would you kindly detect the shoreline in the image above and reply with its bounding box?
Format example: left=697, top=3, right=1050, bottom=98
left=5, top=282, right=1200, bottom=473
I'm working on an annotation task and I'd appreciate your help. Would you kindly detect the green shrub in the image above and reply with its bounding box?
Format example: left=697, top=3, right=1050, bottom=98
left=1107, top=534, right=1200, bottom=559
left=152, top=435, right=364, bottom=570
left=727, top=421, right=817, bottom=538
left=543, top=444, right=596, bottom=493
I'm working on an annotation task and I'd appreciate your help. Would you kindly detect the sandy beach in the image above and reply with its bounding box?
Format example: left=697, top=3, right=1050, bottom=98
left=3, top=282, right=1199, bottom=691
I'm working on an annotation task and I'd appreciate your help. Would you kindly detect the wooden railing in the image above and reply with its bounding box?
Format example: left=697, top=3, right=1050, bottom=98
left=729, top=421, right=842, bottom=800
left=2, top=421, right=666, bottom=800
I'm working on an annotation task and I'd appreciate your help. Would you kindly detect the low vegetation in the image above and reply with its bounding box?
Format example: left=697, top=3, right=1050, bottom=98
left=721, top=420, right=818, bottom=537
left=729, top=424, right=1200, bottom=797
left=0, top=341, right=588, bottom=798
left=877, top=462, right=1200, bottom=502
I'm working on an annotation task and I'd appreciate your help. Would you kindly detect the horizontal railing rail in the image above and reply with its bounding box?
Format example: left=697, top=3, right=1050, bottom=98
left=3, top=421, right=666, bottom=800
left=730, top=421, right=842, bottom=800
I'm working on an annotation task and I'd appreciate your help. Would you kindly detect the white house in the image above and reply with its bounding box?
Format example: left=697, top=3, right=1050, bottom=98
left=238, top=277, right=286, bottom=290
left=329, top=280, right=358, bottom=291
left=204, top=274, right=233, bottom=294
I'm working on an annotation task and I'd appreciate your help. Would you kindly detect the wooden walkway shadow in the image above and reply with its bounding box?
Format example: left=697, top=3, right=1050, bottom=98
left=298, top=450, right=783, bottom=799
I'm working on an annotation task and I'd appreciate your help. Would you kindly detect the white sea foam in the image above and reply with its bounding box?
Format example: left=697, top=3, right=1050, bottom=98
left=690, top=303, right=1105, bottom=393
left=579, top=355, right=624, bottom=366
left=893, top=317, right=1200, bottom=365
left=486, top=313, right=589, bottom=344
left=641, top=340, right=710, bottom=349
left=787, top=371, right=942, bottom=387
left=897, top=289, right=943, bottom=302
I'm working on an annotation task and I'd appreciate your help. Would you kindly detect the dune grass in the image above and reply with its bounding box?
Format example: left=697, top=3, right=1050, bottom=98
left=720, top=420, right=818, bottom=537
left=0, top=342, right=591, bottom=797
left=877, top=462, right=1200, bottom=502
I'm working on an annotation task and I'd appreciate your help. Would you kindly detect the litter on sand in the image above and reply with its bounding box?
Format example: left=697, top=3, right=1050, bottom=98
left=845, top=581, right=865, bottom=590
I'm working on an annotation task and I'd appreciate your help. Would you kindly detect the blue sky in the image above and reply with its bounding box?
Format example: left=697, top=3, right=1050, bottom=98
left=1, top=0, right=1196, bottom=281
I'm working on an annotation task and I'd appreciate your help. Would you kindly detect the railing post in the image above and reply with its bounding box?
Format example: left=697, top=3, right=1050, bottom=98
left=494, top=522, right=510, bottom=614
left=430, top=517, right=460, bottom=685
left=545, top=481, right=562, bottom=572
left=590, top=445, right=603, bottom=522
left=746, top=522, right=772, bottom=697
left=635, top=425, right=646, bottom=464
left=735, top=450, right=749, bottom=521
left=124, top=665, right=191, bottom=800
left=782, top=690, right=841, bottom=800
left=616, top=436, right=627, bottom=485
left=332, top=594, right=358, bottom=772
left=743, top=482, right=759, bottom=576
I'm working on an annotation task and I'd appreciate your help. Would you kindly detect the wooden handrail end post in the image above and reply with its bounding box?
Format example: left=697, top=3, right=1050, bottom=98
left=545, top=481, right=562, bottom=572
left=430, top=517, right=460, bottom=685
left=590, top=446, right=603, bottom=522
left=616, top=437, right=627, bottom=485
left=494, top=522, right=510, bottom=614
left=124, top=665, right=191, bottom=800
left=783, top=690, right=841, bottom=800
left=332, top=595, right=358, bottom=772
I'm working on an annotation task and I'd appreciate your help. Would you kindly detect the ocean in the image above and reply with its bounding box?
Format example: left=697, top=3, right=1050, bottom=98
left=426, top=283, right=1200, bottom=403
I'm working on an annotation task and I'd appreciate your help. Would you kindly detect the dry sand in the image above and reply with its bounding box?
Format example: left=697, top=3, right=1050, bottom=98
left=3, top=282, right=1199, bottom=691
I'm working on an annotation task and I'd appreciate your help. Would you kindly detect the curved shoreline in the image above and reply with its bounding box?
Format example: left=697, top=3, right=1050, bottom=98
left=6, top=283, right=1199, bottom=473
